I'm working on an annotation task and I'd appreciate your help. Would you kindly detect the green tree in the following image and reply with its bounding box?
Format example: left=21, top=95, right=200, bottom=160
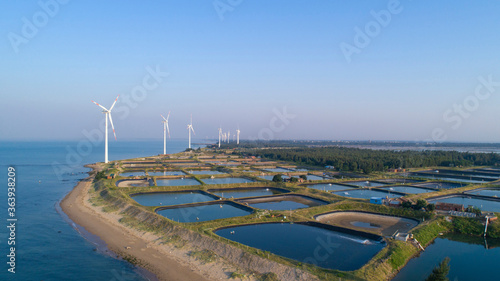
left=415, top=199, right=428, bottom=210
left=427, top=203, right=436, bottom=212
left=299, top=175, right=307, bottom=180
left=272, top=175, right=283, bottom=182
left=290, top=177, right=298, bottom=183
left=402, top=201, right=413, bottom=209
left=425, top=257, right=450, bottom=281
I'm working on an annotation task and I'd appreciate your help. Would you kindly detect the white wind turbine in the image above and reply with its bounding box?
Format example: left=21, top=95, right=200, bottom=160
left=91, top=95, right=119, bottom=163
left=236, top=128, right=240, bottom=145
left=161, top=112, right=170, bottom=154
left=218, top=127, right=222, bottom=148
left=187, top=115, right=195, bottom=149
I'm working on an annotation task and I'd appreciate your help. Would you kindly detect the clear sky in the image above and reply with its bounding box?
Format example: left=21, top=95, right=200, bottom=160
left=1, top=0, right=500, bottom=142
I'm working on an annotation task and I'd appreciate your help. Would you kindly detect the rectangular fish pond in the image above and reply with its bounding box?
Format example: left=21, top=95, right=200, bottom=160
left=237, top=195, right=327, bottom=211
left=156, top=178, right=201, bottom=186
left=119, top=171, right=146, bottom=177
left=343, top=181, right=388, bottom=187
left=428, top=195, right=500, bottom=213
left=466, top=188, right=500, bottom=197
left=148, top=171, right=186, bottom=176
left=201, top=177, right=254, bottom=185
left=130, top=190, right=218, bottom=207
left=333, top=189, right=403, bottom=199
left=156, top=202, right=253, bottom=222
left=263, top=168, right=293, bottom=173
left=305, top=175, right=329, bottom=181
left=187, top=170, right=227, bottom=175
left=306, top=183, right=355, bottom=192
left=209, top=187, right=288, bottom=199
left=257, top=175, right=290, bottom=181
left=215, top=222, right=386, bottom=271
left=379, top=186, right=437, bottom=194
left=413, top=181, right=465, bottom=189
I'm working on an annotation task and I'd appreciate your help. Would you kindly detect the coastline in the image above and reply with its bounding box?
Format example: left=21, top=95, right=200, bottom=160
left=60, top=163, right=242, bottom=281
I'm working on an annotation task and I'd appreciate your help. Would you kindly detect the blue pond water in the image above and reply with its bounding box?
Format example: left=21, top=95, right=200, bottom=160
left=211, top=188, right=284, bottom=199
left=157, top=203, right=252, bottom=222
left=344, top=181, right=387, bottom=187
left=428, top=196, right=500, bottom=213
left=333, top=189, right=402, bottom=199
left=156, top=178, right=201, bottom=186
left=249, top=200, right=311, bottom=210
left=414, top=181, right=465, bottom=189
left=468, top=189, right=500, bottom=197
left=258, top=175, right=290, bottom=181
left=187, top=170, right=226, bottom=175
left=264, top=168, right=293, bottom=173
left=306, top=175, right=328, bottom=181
left=202, top=177, right=254, bottom=185
left=380, top=186, right=436, bottom=194
left=216, top=223, right=385, bottom=271
left=414, top=174, right=487, bottom=184
left=393, top=234, right=500, bottom=281
left=148, top=170, right=186, bottom=176
left=119, top=171, right=146, bottom=177
left=131, top=191, right=216, bottom=206
left=307, top=183, right=354, bottom=192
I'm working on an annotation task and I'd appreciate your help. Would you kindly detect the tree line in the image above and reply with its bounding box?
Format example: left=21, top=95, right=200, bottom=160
left=246, top=147, right=500, bottom=173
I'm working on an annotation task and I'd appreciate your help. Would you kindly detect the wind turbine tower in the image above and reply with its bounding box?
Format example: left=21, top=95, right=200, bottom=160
left=218, top=127, right=222, bottom=148
left=227, top=130, right=230, bottom=143
left=236, top=129, right=240, bottom=145
left=161, top=112, right=170, bottom=154
left=187, top=115, right=195, bottom=149
left=91, top=95, right=119, bottom=163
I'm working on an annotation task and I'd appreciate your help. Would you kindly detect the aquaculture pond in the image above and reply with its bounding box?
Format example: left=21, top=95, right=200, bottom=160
left=210, top=188, right=286, bottom=199
left=393, top=234, right=500, bottom=281
left=414, top=181, right=465, bottom=189
left=467, top=188, right=500, bottom=197
left=148, top=171, right=186, bottom=176
left=344, top=181, right=387, bottom=187
left=428, top=195, right=500, bottom=213
left=241, top=196, right=326, bottom=211
left=131, top=191, right=217, bottom=207
left=156, top=178, right=201, bottom=186
left=216, top=222, right=386, bottom=271
left=306, top=175, right=328, bottom=181
left=119, top=171, right=146, bottom=177
left=258, top=175, right=289, bottom=181
left=379, top=186, right=436, bottom=194
left=201, top=177, right=254, bottom=185
left=306, top=183, right=355, bottom=192
left=412, top=174, right=489, bottom=184
left=264, top=168, right=293, bottom=173
left=187, top=170, right=226, bottom=175
left=156, top=202, right=252, bottom=222
left=333, top=189, right=402, bottom=199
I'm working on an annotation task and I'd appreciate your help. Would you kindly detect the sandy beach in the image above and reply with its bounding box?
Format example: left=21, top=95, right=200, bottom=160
left=60, top=164, right=248, bottom=281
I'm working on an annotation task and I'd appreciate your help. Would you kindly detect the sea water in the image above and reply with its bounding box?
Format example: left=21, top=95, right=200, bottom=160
left=0, top=140, right=196, bottom=280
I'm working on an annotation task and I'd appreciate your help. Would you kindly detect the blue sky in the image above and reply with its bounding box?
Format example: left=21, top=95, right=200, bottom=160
left=1, top=0, right=500, bottom=142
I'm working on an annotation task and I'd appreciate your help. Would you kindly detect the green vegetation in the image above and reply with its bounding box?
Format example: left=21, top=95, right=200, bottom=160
left=189, top=249, right=218, bottom=264
left=425, top=257, right=450, bottom=281
left=246, top=147, right=500, bottom=173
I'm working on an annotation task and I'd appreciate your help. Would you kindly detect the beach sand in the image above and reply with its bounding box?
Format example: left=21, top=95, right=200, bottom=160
left=61, top=164, right=249, bottom=281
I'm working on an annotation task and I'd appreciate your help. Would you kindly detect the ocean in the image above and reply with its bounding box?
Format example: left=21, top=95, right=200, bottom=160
left=0, top=140, right=203, bottom=281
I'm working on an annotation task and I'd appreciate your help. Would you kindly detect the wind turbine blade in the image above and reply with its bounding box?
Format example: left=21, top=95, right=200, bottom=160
left=191, top=126, right=195, bottom=135
left=92, top=100, right=108, bottom=111
left=167, top=111, right=170, bottom=121
left=166, top=123, right=170, bottom=137
left=161, top=114, right=167, bottom=121
left=108, top=113, right=117, bottom=140
left=109, top=95, right=119, bottom=111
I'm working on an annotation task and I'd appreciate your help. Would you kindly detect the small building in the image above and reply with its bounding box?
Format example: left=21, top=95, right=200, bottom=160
left=370, top=197, right=384, bottom=205
left=389, top=200, right=401, bottom=207
left=435, top=202, right=464, bottom=212
left=107, top=174, right=115, bottom=179
left=395, top=233, right=410, bottom=242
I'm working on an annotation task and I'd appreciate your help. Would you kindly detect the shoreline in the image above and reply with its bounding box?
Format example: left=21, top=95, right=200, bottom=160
left=60, top=163, right=241, bottom=281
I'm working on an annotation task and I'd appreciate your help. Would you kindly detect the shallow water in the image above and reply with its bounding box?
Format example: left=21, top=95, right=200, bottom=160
left=157, top=203, right=252, bottom=222
left=131, top=191, right=216, bottom=206
left=148, top=171, right=186, bottom=176
left=201, top=177, right=254, bottom=185
left=380, top=186, right=435, bottom=194
left=156, top=178, right=201, bottom=186
left=211, top=188, right=283, bottom=199
left=333, top=189, right=402, bottom=199
left=307, top=183, right=354, bottom=192
left=428, top=195, right=500, bottom=212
